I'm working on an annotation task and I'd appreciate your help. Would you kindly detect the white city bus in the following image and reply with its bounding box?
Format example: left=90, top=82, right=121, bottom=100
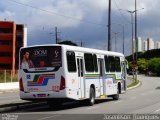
left=19, top=44, right=128, bottom=106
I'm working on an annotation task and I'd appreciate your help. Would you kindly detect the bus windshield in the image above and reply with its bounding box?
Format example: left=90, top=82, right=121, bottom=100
left=20, top=46, right=61, bottom=69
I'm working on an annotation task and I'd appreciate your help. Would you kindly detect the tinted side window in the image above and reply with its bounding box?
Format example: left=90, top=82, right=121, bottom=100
left=84, top=53, right=94, bottom=72
left=108, top=56, right=115, bottom=72
left=115, top=57, right=121, bottom=72
left=105, top=56, right=109, bottom=72
left=66, top=51, right=76, bottom=72
left=93, top=54, right=98, bottom=72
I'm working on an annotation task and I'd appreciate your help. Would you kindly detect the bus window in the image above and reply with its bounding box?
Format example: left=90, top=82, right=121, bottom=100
left=104, top=56, right=109, bottom=72
left=80, top=59, right=84, bottom=76
left=66, top=51, right=76, bottom=72
left=20, top=46, right=62, bottom=69
left=93, top=54, right=98, bottom=72
left=115, top=57, right=121, bottom=72
left=77, top=59, right=80, bottom=77
left=108, top=56, right=115, bottom=72
left=84, top=53, right=94, bottom=72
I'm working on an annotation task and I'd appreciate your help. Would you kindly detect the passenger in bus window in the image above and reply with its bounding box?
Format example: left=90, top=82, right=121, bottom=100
left=39, top=60, right=45, bottom=67
left=21, top=51, right=34, bottom=69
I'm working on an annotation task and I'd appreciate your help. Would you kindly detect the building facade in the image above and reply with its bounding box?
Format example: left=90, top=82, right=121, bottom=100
left=143, top=40, right=148, bottom=51
left=137, top=37, right=142, bottom=52
left=147, top=38, right=154, bottom=50
left=155, top=41, right=160, bottom=49
left=0, top=21, right=27, bottom=76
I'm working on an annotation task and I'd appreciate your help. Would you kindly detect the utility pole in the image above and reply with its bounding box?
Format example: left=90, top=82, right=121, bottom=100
left=117, top=23, right=127, bottom=54
left=112, top=32, right=119, bottom=52
left=55, top=27, right=58, bottom=44
left=135, top=0, right=138, bottom=81
left=54, top=27, right=61, bottom=44
left=122, top=25, right=125, bottom=54
left=108, top=0, right=112, bottom=51
left=131, top=13, right=134, bottom=61
left=80, top=40, right=84, bottom=47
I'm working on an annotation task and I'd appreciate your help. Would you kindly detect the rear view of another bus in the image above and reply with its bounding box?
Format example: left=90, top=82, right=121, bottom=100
left=19, top=45, right=66, bottom=106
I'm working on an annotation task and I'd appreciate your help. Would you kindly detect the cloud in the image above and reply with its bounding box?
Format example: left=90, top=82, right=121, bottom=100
left=0, top=10, right=15, bottom=20
left=0, top=0, right=160, bottom=56
left=0, top=0, right=84, bottom=28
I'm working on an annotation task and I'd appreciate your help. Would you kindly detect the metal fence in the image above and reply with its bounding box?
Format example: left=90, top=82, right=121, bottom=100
left=0, top=70, right=18, bottom=83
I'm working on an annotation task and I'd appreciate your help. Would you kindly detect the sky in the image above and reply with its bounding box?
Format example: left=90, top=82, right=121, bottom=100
left=0, top=0, right=160, bottom=56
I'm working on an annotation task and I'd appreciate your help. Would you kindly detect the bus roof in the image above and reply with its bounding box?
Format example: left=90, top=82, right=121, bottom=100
left=21, top=44, right=124, bottom=57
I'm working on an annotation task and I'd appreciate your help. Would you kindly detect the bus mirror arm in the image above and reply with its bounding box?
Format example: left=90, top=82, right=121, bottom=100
left=125, top=60, right=129, bottom=69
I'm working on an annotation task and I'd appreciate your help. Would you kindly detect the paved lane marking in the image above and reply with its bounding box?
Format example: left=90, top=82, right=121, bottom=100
left=38, top=115, right=61, bottom=120
left=114, top=100, right=122, bottom=104
left=87, top=106, right=99, bottom=110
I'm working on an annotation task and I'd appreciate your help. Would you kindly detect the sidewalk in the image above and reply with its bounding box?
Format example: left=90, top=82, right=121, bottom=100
left=0, top=89, right=18, bottom=94
left=0, top=82, right=18, bottom=94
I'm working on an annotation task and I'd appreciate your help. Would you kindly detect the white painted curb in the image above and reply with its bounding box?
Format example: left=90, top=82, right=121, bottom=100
left=127, top=81, right=141, bottom=90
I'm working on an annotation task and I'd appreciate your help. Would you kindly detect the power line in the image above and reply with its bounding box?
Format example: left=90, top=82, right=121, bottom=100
left=113, top=0, right=130, bottom=23
left=6, top=0, right=107, bottom=27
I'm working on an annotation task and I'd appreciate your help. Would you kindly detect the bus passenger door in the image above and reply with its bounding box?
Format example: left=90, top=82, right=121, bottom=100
left=121, top=62, right=127, bottom=92
left=98, top=59, right=105, bottom=95
left=77, top=57, right=85, bottom=99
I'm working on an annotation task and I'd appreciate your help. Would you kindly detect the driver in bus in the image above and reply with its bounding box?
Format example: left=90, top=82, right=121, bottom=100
left=21, top=51, right=34, bottom=69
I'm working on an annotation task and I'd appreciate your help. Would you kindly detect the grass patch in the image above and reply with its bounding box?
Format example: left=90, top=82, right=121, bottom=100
left=0, top=72, right=18, bottom=83
left=127, top=80, right=140, bottom=88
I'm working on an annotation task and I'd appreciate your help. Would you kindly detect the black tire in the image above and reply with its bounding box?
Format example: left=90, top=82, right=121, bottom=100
left=87, top=87, right=95, bottom=106
left=112, top=87, right=119, bottom=100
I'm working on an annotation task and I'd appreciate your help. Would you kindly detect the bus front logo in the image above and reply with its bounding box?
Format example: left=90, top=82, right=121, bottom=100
left=27, top=74, right=55, bottom=86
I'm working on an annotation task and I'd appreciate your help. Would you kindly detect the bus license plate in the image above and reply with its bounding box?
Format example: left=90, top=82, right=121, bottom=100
left=37, top=94, right=46, bottom=97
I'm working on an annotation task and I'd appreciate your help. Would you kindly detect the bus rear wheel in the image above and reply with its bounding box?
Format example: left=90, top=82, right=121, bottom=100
left=87, top=87, right=95, bottom=106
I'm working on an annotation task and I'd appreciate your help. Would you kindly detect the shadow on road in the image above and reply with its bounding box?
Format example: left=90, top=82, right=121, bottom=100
left=20, top=98, right=114, bottom=112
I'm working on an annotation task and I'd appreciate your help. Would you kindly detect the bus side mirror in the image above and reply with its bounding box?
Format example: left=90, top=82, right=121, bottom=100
left=125, top=60, right=129, bottom=69
left=126, top=64, right=129, bottom=69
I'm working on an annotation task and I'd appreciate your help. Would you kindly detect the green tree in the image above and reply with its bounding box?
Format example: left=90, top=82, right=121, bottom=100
left=58, top=40, right=77, bottom=46
left=137, top=58, right=148, bottom=73
left=126, top=49, right=160, bottom=61
left=148, top=58, right=160, bottom=76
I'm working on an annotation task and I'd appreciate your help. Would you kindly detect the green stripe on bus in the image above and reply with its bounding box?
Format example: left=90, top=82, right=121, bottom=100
left=106, top=74, right=122, bottom=80
left=85, top=74, right=100, bottom=77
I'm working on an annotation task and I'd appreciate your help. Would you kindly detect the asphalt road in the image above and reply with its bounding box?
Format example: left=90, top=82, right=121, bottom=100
left=0, top=92, right=29, bottom=106
left=0, top=77, right=133, bottom=106
left=2, top=75, right=160, bottom=120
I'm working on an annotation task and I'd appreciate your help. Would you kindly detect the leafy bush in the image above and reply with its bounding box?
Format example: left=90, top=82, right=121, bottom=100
left=137, top=58, right=148, bottom=73
left=148, top=58, right=160, bottom=76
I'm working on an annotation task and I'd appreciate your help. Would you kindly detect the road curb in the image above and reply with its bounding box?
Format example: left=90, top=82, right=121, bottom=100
left=0, top=102, right=46, bottom=113
left=127, top=80, right=142, bottom=90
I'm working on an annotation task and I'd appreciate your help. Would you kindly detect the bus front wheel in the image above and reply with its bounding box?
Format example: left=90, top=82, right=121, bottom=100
left=87, top=87, right=95, bottom=106
left=112, top=88, right=119, bottom=100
